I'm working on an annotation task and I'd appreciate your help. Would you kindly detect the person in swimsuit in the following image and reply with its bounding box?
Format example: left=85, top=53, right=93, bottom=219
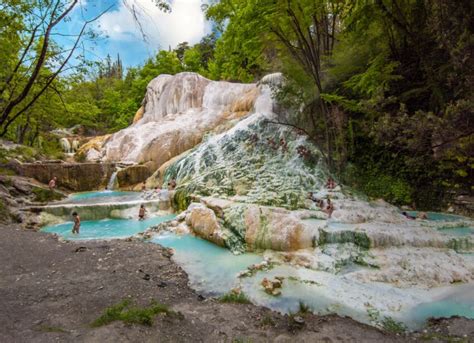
left=48, top=176, right=57, bottom=190
left=168, top=179, right=177, bottom=190
left=138, top=204, right=147, bottom=221
left=325, top=198, right=334, bottom=218
left=72, top=212, right=80, bottom=234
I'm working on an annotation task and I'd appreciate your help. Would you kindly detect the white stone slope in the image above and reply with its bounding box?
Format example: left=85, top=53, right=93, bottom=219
left=87, top=72, right=266, bottom=170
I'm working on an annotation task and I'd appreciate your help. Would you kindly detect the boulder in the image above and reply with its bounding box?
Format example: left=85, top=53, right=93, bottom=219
left=261, top=277, right=283, bottom=296
left=243, top=205, right=318, bottom=251
left=200, top=197, right=233, bottom=218
left=186, top=205, right=226, bottom=247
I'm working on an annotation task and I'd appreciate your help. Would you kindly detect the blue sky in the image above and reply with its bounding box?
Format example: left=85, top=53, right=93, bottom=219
left=56, top=0, right=212, bottom=68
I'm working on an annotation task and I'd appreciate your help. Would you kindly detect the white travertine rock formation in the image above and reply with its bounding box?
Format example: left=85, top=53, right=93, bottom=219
left=89, top=72, right=263, bottom=169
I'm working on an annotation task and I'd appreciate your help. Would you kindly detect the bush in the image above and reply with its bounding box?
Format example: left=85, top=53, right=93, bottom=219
left=0, top=199, right=10, bottom=223
left=91, top=299, right=172, bottom=327
left=343, top=164, right=413, bottom=206
left=219, top=291, right=251, bottom=304
left=32, top=187, right=64, bottom=203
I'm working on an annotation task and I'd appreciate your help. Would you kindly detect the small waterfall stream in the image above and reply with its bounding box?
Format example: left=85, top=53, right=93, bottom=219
left=107, top=168, right=120, bottom=190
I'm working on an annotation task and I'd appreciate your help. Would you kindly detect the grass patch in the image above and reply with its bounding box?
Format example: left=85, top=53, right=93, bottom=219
left=32, top=187, right=64, bottom=202
left=260, top=314, right=275, bottom=327
left=420, top=333, right=468, bottom=343
left=219, top=291, right=251, bottom=304
left=91, top=299, right=172, bottom=327
left=37, top=325, right=68, bottom=333
left=0, top=167, right=15, bottom=175
left=0, top=199, right=10, bottom=222
left=381, top=316, right=407, bottom=334
left=232, top=338, right=253, bottom=343
left=298, top=301, right=310, bottom=314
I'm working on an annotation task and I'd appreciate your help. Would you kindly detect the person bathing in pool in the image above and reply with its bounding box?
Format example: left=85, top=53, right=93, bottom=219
left=72, top=212, right=80, bottom=234
left=138, top=204, right=147, bottom=221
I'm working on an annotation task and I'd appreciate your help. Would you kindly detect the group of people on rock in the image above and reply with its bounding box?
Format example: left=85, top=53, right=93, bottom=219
left=326, top=177, right=336, bottom=190
left=140, top=178, right=177, bottom=193
left=308, top=177, right=337, bottom=218
left=308, top=192, right=334, bottom=218
left=137, top=179, right=177, bottom=221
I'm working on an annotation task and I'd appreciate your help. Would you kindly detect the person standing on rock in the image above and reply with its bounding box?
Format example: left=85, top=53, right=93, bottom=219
left=168, top=179, right=176, bottom=190
left=138, top=204, right=147, bottom=221
left=325, top=198, right=334, bottom=218
left=72, top=212, right=80, bottom=234
left=48, top=176, right=57, bottom=190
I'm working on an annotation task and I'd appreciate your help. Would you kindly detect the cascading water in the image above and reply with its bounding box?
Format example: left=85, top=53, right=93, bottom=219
left=107, top=168, right=120, bottom=190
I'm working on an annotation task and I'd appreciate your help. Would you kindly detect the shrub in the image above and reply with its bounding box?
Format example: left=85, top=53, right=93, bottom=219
left=32, top=188, right=65, bottom=203
left=219, top=291, right=251, bottom=304
left=91, top=299, right=172, bottom=327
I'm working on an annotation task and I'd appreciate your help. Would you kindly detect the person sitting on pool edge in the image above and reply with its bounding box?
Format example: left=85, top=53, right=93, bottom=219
left=72, top=212, right=80, bottom=234
left=168, top=178, right=177, bottom=190
left=138, top=204, right=147, bottom=221
left=48, top=176, right=57, bottom=190
left=402, top=211, right=416, bottom=220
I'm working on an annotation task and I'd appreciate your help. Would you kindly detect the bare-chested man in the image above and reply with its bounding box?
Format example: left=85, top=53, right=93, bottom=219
left=72, top=212, right=80, bottom=234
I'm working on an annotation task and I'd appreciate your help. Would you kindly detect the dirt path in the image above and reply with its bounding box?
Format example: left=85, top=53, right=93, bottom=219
left=0, top=224, right=470, bottom=342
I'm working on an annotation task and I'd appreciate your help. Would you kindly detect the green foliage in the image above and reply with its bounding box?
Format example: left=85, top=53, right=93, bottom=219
left=298, top=301, right=310, bottom=314
left=343, top=164, right=412, bottom=206
left=219, top=291, right=251, bottom=304
left=259, top=314, right=275, bottom=327
left=91, top=299, right=172, bottom=327
left=37, top=325, right=67, bottom=333
left=2, top=0, right=472, bottom=208
left=32, top=187, right=64, bottom=203
left=420, top=332, right=469, bottom=342
left=343, top=55, right=401, bottom=98
left=172, top=189, right=191, bottom=212
left=0, top=198, right=10, bottom=222
left=232, top=338, right=253, bottom=343
left=380, top=316, right=407, bottom=334
left=367, top=307, right=406, bottom=333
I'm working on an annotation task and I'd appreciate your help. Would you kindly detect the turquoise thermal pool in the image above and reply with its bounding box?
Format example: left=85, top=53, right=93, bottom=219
left=41, top=215, right=175, bottom=240
left=62, top=191, right=142, bottom=204
left=150, top=232, right=474, bottom=330
left=69, top=190, right=137, bottom=200
left=405, top=211, right=465, bottom=222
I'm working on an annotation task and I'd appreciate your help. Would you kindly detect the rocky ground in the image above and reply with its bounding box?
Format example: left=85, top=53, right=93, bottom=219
left=1, top=224, right=473, bottom=343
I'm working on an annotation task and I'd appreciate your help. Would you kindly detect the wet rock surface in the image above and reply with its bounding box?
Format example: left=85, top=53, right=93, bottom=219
left=0, top=224, right=438, bottom=343
left=14, top=162, right=116, bottom=191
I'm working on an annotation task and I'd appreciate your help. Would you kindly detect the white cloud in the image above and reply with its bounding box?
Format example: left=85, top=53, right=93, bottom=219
left=96, top=0, right=211, bottom=50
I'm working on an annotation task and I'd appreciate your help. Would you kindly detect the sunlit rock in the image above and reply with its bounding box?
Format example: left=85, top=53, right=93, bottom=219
left=89, top=72, right=263, bottom=170
left=185, top=204, right=226, bottom=247
left=76, top=134, right=111, bottom=160
left=132, top=105, right=145, bottom=124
